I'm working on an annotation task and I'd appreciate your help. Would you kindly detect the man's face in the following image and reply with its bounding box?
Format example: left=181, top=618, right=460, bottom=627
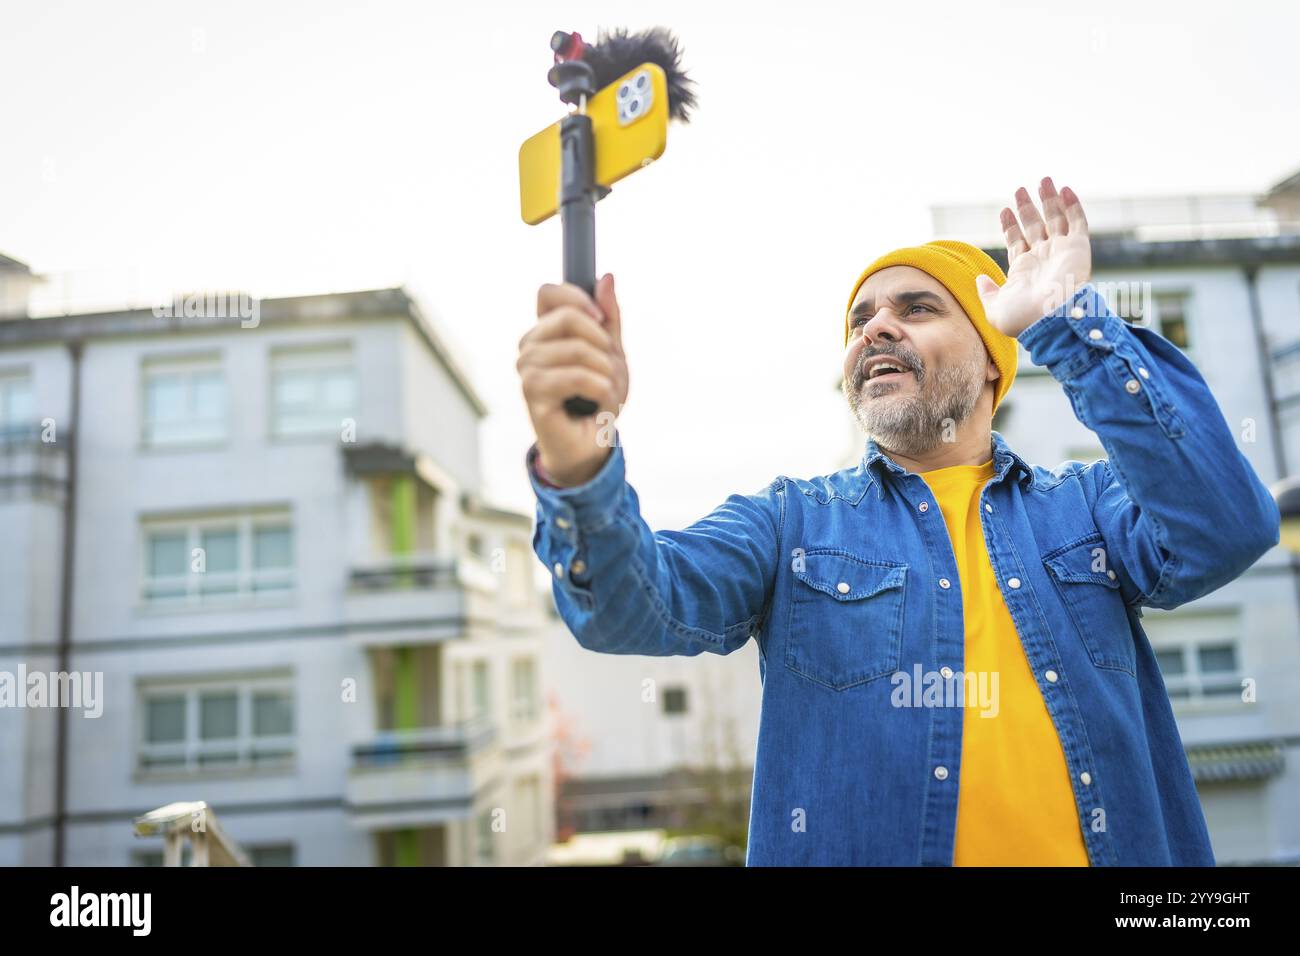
left=841, top=266, right=998, bottom=457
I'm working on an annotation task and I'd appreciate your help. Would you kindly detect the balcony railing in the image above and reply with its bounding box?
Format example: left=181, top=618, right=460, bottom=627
left=349, top=554, right=459, bottom=591
left=346, top=715, right=501, bottom=827
left=0, top=423, right=72, bottom=497
left=343, top=553, right=505, bottom=645
left=351, top=715, right=497, bottom=768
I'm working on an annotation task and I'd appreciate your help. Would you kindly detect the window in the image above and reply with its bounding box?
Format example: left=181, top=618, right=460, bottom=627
left=138, top=675, right=294, bottom=773
left=475, top=809, right=497, bottom=865
left=142, top=511, right=294, bottom=606
left=0, top=369, right=34, bottom=442
left=134, top=846, right=192, bottom=867
left=142, top=355, right=227, bottom=446
left=1153, top=292, right=1191, bottom=350
left=513, top=775, right=542, bottom=854
left=510, top=658, right=538, bottom=725
left=134, top=843, right=295, bottom=866
left=271, top=344, right=356, bottom=437
left=506, top=542, right=531, bottom=606
left=663, top=686, right=688, bottom=715
left=466, top=533, right=486, bottom=559
left=1271, top=339, right=1300, bottom=409
left=1118, top=290, right=1192, bottom=352
left=472, top=660, right=491, bottom=722
left=249, top=844, right=296, bottom=867
left=1156, top=641, right=1243, bottom=702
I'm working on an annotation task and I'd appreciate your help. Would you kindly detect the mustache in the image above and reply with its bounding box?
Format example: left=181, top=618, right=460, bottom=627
left=852, top=343, right=926, bottom=390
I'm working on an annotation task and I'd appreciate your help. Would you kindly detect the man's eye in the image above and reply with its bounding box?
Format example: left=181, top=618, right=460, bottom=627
left=854, top=304, right=929, bottom=327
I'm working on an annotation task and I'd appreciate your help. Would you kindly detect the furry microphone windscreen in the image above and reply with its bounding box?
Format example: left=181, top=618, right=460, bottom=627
left=582, top=26, right=698, bottom=123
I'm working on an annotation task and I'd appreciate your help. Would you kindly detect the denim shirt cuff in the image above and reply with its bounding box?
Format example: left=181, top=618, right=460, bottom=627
left=1016, top=283, right=1125, bottom=379
left=525, top=434, right=626, bottom=533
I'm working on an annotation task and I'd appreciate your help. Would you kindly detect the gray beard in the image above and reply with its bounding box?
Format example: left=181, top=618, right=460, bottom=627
left=844, top=345, right=986, bottom=459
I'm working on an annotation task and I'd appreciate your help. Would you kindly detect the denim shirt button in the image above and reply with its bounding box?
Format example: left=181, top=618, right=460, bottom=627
left=1138, top=366, right=1150, bottom=379
left=939, top=578, right=951, bottom=590
left=984, top=502, right=992, bottom=513
left=940, top=666, right=954, bottom=679
left=555, top=516, right=572, bottom=529
left=1088, top=328, right=1104, bottom=341
left=553, top=562, right=565, bottom=579
left=1080, top=771, right=1092, bottom=785
left=1125, top=378, right=1141, bottom=394
left=1044, top=669, right=1058, bottom=683
left=1007, top=577, right=1021, bottom=589
left=570, top=560, right=587, bottom=575
left=1070, top=305, right=1086, bottom=320
left=836, top=581, right=850, bottom=594
left=934, top=766, right=949, bottom=780
left=918, top=501, right=929, bottom=513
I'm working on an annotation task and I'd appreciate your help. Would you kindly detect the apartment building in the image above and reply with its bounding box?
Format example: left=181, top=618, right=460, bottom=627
left=0, top=267, right=553, bottom=865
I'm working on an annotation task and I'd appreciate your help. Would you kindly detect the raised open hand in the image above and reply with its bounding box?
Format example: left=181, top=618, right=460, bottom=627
left=976, top=177, right=1092, bottom=338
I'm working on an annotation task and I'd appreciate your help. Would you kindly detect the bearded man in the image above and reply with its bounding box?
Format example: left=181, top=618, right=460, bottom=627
left=515, top=178, right=1280, bottom=866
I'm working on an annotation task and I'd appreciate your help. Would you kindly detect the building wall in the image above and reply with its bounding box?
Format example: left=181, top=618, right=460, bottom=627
left=399, top=322, right=483, bottom=493
left=543, top=617, right=762, bottom=781
left=0, top=301, right=552, bottom=866
left=69, top=320, right=409, bottom=644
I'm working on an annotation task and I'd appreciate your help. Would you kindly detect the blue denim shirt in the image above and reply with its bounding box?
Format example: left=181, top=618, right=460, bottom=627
left=526, top=283, right=1281, bottom=866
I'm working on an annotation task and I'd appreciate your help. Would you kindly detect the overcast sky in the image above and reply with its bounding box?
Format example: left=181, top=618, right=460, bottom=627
left=2, top=0, right=1298, bottom=530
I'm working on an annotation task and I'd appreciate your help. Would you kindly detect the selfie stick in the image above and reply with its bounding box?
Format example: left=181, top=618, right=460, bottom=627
left=546, top=27, right=696, bottom=417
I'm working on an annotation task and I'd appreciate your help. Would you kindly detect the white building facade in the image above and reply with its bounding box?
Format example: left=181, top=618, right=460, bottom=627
left=0, top=278, right=553, bottom=866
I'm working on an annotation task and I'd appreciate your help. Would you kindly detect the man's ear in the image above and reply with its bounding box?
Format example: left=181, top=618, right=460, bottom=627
left=986, top=358, right=1000, bottom=383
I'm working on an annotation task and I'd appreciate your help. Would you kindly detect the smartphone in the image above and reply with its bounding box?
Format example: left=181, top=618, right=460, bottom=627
left=518, top=62, right=670, bottom=225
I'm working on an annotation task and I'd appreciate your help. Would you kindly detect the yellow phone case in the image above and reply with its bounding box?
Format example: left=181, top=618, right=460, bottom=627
left=518, top=62, right=670, bottom=225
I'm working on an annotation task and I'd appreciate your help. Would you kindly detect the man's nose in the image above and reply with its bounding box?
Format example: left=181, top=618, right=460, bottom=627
left=860, top=308, right=902, bottom=345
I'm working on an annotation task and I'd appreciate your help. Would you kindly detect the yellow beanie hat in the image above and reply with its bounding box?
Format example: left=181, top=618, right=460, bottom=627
left=843, top=239, right=1017, bottom=411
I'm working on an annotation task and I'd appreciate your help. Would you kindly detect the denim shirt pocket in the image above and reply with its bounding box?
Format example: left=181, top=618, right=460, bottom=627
left=784, top=550, right=907, bottom=691
left=1043, top=535, right=1137, bottom=676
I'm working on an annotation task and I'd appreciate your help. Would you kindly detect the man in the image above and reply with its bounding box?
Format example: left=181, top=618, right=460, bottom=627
left=514, top=178, right=1280, bottom=865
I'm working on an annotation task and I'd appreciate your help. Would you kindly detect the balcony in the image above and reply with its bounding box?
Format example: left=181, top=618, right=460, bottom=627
left=343, top=553, right=500, bottom=646
left=345, top=716, right=500, bottom=830
left=0, top=423, right=71, bottom=500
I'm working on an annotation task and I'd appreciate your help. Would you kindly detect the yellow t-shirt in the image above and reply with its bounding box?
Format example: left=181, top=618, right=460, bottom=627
left=919, top=457, right=1090, bottom=866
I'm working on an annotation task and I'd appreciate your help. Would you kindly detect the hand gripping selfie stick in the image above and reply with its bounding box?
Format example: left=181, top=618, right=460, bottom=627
left=519, top=26, right=697, bottom=417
